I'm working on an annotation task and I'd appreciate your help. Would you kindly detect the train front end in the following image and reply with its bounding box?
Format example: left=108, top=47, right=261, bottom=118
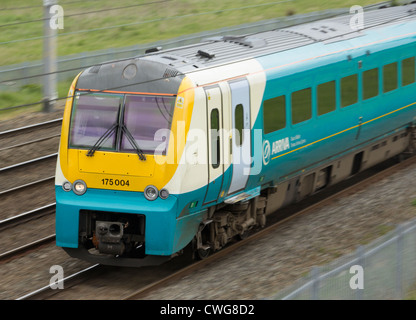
left=55, top=58, right=195, bottom=267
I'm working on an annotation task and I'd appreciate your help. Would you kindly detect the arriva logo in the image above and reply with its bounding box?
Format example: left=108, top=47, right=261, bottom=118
left=272, top=137, right=290, bottom=154
left=263, top=137, right=291, bottom=166
left=263, top=140, right=271, bottom=166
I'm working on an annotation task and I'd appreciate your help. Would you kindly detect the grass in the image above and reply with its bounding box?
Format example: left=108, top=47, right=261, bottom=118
left=407, top=286, right=416, bottom=300
left=0, top=79, right=72, bottom=120
left=0, top=0, right=384, bottom=66
left=359, top=224, right=395, bottom=245
left=0, top=0, right=388, bottom=119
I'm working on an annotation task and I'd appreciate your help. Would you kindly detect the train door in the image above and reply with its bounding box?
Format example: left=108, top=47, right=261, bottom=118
left=228, top=78, right=251, bottom=194
left=203, top=86, right=224, bottom=204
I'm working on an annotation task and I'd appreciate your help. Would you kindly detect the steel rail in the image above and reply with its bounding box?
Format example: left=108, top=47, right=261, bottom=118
left=0, top=204, right=56, bottom=263
left=0, top=134, right=60, bottom=152
left=0, top=118, right=62, bottom=136
left=0, top=176, right=55, bottom=197
left=16, top=264, right=101, bottom=300
left=0, top=203, right=56, bottom=230
left=0, top=153, right=57, bottom=173
left=0, top=235, right=56, bottom=263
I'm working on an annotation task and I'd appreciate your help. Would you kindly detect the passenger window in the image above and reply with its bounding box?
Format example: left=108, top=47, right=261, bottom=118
left=341, top=74, right=358, bottom=107
left=263, top=95, right=286, bottom=134
left=235, top=104, right=244, bottom=146
left=402, top=57, right=415, bottom=86
left=210, top=108, right=220, bottom=169
left=383, top=62, right=398, bottom=93
left=291, top=88, right=312, bottom=124
left=363, top=68, right=379, bottom=100
left=317, top=81, right=336, bottom=115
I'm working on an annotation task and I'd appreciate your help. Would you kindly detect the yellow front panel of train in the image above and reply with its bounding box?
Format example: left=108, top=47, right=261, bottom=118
left=78, top=150, right=155, bottom=177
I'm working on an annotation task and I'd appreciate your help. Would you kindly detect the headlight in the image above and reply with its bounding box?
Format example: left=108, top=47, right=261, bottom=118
left=73, top=180, right=87, bottom=196
left=62, top=181, right=72, bottom=192
left=159, top=188, right=169, bottom=199
left=144, top=185, right=158, bottom=201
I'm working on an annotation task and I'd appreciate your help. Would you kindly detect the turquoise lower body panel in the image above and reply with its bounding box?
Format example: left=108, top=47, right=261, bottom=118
left=55, top=186, right=186, bottom=256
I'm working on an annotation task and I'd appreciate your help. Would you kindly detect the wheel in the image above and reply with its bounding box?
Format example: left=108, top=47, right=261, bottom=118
left=238, top=230, right=249, bottom=240
left=196, top=247, right=211, bottom=260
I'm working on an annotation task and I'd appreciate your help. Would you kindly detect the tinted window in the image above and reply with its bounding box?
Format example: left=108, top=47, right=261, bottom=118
left=121, top=95, right=175, bottom=154
left=235, top=104, right=244, bottom=146
left=291, top=88, right=312, bottom=124
left=341, top=74, right=358, bottom=107
left=211, top=108, right=220, bottom=169
left=263, top=95, right=286, bottom=133
left=383, top=62, right=398, bottom=93
left=69, top=93, right=121, bottom=149
left=363, top=68, right=379, bottom=100
left=402, top=57, right=415, bottom=86
left=317, top=81, right=336, bottom=115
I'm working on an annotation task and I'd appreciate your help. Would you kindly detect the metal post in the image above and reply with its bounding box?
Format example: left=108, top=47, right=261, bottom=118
left=396, top=225, right=404, bottom=299
left=310, top=266, right=320, bottom=300
left=42, top=0, right=58, bottom=113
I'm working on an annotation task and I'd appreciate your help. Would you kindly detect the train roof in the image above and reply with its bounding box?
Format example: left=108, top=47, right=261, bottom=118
left=143, top=3, right=416, bottom=72
left=77, top=4, right=416, bottom=95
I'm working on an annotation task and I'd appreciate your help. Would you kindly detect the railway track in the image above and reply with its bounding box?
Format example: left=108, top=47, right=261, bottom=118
left=0, top=176, right=55, bottom=198
left=0, top=118, right=61, bottom=192
left=0, top=120, right=61, bottom=265
left=0, top=203, right=56, bottom=231
left=16, top=155, right=415, bottom=300
left=0, top=153, right=57, bottom=175
left=0, top=118, right=62, bottom=152
left=0, top=204, right=56, bottom=262
left=0, top=121, right=59, bottom=259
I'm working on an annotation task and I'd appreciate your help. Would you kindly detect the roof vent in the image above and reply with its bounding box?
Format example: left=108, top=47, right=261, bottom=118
left=163, top=68, right=179, bottom=78
left=284, top=21, right=363, bottom=42
left=311, top=25, right=337, bottom=34
left=223, top=36, right=267, bottom=48
left=145, top=47, right=162, bottom=54
left=196, top=50, right=216, bottom=59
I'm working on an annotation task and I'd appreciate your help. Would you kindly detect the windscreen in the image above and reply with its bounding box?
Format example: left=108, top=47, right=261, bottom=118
left=69, top=93, right=122, bottom=149
left=68, top=92, right=176, bottom=155
left=121, top=95, right=175, bottom=155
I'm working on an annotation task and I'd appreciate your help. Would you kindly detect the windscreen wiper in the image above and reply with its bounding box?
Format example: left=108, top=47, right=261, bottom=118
left=121, top=124, right=146, bottom=161
left=86, top=123, right=118, bottom=157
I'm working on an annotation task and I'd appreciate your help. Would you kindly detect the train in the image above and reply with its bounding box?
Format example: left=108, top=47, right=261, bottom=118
left=55, top=3, right=416, bottom=267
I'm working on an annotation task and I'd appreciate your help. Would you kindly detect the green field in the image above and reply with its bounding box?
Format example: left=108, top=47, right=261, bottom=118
left=1, top=0, right=385, bottom=65
left=0, top=0, right=386, bottom=118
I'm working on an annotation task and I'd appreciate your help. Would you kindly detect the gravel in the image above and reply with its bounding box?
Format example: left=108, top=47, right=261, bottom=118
left=0, top=180, right=55, bottom=220
left=0, top=106, right=64, bottom=132
left=0, top=157, right=57, bottom=192
left=0, top=136, right=60, bottom=168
